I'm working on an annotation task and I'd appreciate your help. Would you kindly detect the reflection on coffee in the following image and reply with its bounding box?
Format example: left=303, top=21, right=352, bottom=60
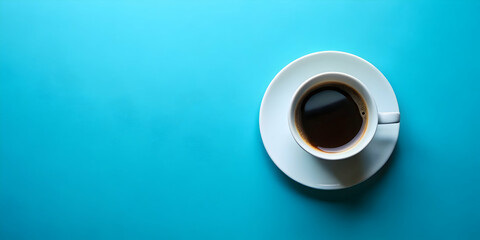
left=295, top=82, right=367, bottom=152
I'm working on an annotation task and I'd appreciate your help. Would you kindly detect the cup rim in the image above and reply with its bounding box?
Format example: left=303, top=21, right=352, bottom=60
left=288, top=72, right=379, bottom=160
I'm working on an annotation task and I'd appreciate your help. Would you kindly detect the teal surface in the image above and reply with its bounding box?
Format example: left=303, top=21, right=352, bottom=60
left=1, top=1, right=480, bottom=239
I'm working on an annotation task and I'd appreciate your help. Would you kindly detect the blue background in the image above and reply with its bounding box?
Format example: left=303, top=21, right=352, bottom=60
left=1, top=0, right=480, bottom=239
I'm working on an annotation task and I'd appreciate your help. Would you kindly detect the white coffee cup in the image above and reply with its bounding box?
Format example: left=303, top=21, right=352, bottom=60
left=288, top=72, right=400, bottom=160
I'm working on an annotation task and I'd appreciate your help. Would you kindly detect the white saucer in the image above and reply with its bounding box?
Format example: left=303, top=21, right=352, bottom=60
left=259, top=51, right=400, bottom=190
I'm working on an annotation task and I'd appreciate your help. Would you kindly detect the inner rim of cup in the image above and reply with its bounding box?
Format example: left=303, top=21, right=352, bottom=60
left=288, top=72, right=378, bottom=160
left=294, top=81, right=368, bottom=153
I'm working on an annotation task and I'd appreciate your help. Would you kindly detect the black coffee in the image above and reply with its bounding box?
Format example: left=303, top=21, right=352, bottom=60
left=295, top=83, right=367, bottom=152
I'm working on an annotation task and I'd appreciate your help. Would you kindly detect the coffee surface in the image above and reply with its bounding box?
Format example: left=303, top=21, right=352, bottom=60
left=296, top=84, right=366, bottom=152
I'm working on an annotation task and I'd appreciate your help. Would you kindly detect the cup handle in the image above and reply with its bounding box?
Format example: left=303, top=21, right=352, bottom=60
left=378, top=112, right=400, bottom=124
